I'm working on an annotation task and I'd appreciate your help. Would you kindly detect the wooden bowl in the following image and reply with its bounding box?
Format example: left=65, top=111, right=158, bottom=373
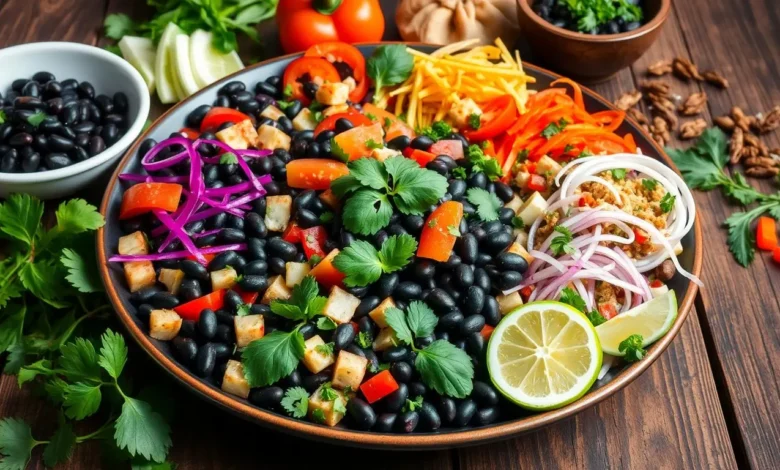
left=97, top=43, right=701, bottom=449
left=516, top=0, right=671, bottom=82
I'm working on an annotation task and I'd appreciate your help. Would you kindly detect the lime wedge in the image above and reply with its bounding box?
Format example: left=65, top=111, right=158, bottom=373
left=486, top=301, right=602, bottom=411
left=173, top=34, right=201, bottom=97
left=596, top=291, right=677, bottom=356
left=189, top=29, right=244, bottom=89
left=118, top=36, right=156, bottom=93
left=154, top=22, right=185, bottom=104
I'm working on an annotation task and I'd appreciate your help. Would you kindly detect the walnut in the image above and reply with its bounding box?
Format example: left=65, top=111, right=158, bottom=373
left=714, top=115, right=736, bottom=132
left=648, top=93, right=676, bottom=112
left=647, top=60, right=673, bottom=76
left=627, top=108, right=649, bottom=126
left=654, top=260, right=676, bottom=281
left=745, top=166, right=779, bottom=178
left=614, top=90, right=643, bottom=110
left=678, top=92, right=708, bottom=116
left=701, top=71, right=729, bottom=88
left=730, top=106, right=752, bottom=132
left=729, top=127, right=744, bottom=164
left=742, top=133, right=769, bottom=157
left=650, top=116, right=671, bottom=146
left=672, top=58, right=703, bottom=81
left=652, top=105, right=678, bottom=129
left=640, top=80, right=671, bottom=96
left=743, top=156, right=777, bottom=168
left=756, top=106, right=780, bottom=134
left=679, top=119, right=708, bottom=139
left=741, top=146, right=760, bottom=160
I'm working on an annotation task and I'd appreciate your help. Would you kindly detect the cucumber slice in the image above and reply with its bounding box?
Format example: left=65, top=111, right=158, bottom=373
left=189, top=29, right=244, bottom=89
left=154, top=23, right=185, bottom=104
left=117, top=36, right=156, bottom=93
left=173, top=34, right=201, bottom=97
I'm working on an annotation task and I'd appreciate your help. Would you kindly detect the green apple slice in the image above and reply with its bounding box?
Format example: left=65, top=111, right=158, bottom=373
left=117, top=36, right=156, bottom=93
left=189, top=29, right=244, bottom=89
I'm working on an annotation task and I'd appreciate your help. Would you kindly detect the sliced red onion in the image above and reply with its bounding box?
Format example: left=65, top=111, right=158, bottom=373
left=119, top=174, right=188, bottom=183
left=153, top=209, right=205, bottom=264
left=109, top=243, right=247, bottom=263
left=192, top=228, right=222, bottom=239
left=141, top=137, right=193, bottom=171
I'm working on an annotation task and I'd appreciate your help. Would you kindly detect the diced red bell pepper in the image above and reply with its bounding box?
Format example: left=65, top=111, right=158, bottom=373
left=178, top=127, right=200, bottom=140
left=756, top=216, right=778, bottom=251
left=360, top=370, right=399, bottom=404
left=186, top=250, right=216, bottom=265
left=598, top=303, right=618, bottom=320
left=649, top=279, right=664, bottom=288
left=301, top=226, right=327, bottom=260
left=429, top=140, right=464, bottom=160
left=310, top=249, right=345, bottom=288
left=199, top=107, right=252, bottom=133
left=418, top=201, right=463, bottom=262
left=234, top=287, right=259, bottom=305
left=480, top=325, right=495, bottom=341
left=283, top=222, right=304, bottom=243
left=119, top=183, right=183, bottom=220
left=409, top=149, right=437, bottom=167
left=520, top=286, right=534, bottom=301
left=174, top=290, right=225, bottom=321
left=527, top=174, right=547, bottom=192
left=633, top=227, right=649, bottom=244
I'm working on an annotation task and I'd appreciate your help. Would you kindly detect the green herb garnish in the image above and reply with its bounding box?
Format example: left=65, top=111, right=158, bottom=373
left=466, top=188, right=502, bottom=222
left=332, top=235, right=417, bottom=287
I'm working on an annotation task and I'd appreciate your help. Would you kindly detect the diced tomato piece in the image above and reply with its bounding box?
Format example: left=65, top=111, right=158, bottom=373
left=331, top=123, right=384, bottom=161
left=463, top=95, right=517, bottom=141
left=598, top=303, right=618, bottom=320
left=283, top=222, right=304, bottom=243
left=409, top=149, right=437, bottom=167
left=186, top=250, right=215, bottom=265
left=360, top=370, right=399, bottom=404
left=385, top=120, right=415, bottom=141
left=310, top=249, right=345, bottom=288
left=286, top=159, right=349, bottom=190
left=282, top=57, right=341, bottom=106
left=418, top=201, right=464, bottom=262
left=579, top=194, right=595, bottom=207
left=649, top=279, right=664, bottom=288
left=756, top=216, right=778, bottom=251
left=119, top=183, right=183, bottom=220
left=314, top=112, right=373, bottom=137
left=234, top=287, right=259, bottom=306
left=480, top=325, right=495, bottom=341
left=301, top=226, right=327, bottom=259
left=633, top=227, right=649, bottom=244
left=174, top=290, right=225, bottom=321
left=520, top=285, right=534, bottom=301
left=430, top=140, right=465, bottom=160
left=199, top=107, right=252, bottom=133
left=178, top=127, right=200, bottom=140
left=527, top=174, right=547, bottom=192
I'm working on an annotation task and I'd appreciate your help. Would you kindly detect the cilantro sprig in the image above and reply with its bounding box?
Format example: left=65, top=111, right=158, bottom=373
left=368, top=45, right=414, bottom=105
left=541, top=118, right=568, bottom=139
left=466, top=188, right=502, bottom=222
left=333, top=234, right=418, bottom=287
left=463, top=145, right=503, bottom=180
left=281, top=387, right=309, bottom=418
left=417, top=121, right=453, bottom=141
left=618, top=334, right=647, bottom=362
left=550, top=225, right=576, bottom=256
left=561, top=0, right=644, bottom=33
left=559, top=287, right=606, bottom=327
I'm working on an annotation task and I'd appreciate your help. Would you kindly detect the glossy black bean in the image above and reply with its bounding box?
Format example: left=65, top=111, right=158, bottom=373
left=303, top=371, right=330, bottom=392
left=207, top=251, right=237, bottom=272
left=173, top=337, right=198, bottom=364
left=113, top=92, right=128, bottom=113
left=183, top=104, right=210, bottom=129
left=295, top=208, right=319, bottom=228
left=219, top=80, right=245, bottom=96
left=296, top=322, right=316, bottom=341
left=149, top=292, right=179, bottom=309
left=8, top=132, right=32, bottom=147
left=195, top=343, right=217, bottom=378
left=451, top=264, right=474, bottom=289
left=465, top=331, right=485, bottom=357
left=406, top=382, right=425, bottom=399
left=384, top=383, right=408, bottom=413
left=242, top=260, right=268, bottom=276
left=437, top=397, right=457, bottom=425
left=281, top=369, right=302, bottom=388
left=474, top=252, right=491, bottom=267
left=377, top=273, right=399, bottom=299
left=357, top=316, right=375, bottom=336
left=59, top=104, right=78, bottom=125
left=315, top=129, right=334, bottom=144
left=461, top=314, right=486, bottom=335
left=425, top=288, right=457, bottom=313
left=346, top=397, right=376, bottom=430
left=350, top=297, right=379, bottom=320
left=239, top=275, right=268, bottom=293
left=88, top=136, right=105, bottom=156
left=21, top=81, right=40, bottom=98
left=410, top=135, right=434, bottom=151
left=11, top=79, right=29, bottom=92
left=454, top=399, right=477, bottom=427
left=396, top=411, right=419, bottom=433
left=177, top=320, right=196, bottom=338
left=247, top=238, right=267, bottom=261
left=473, top=268, right=491, bottom=292
left=374, top=413, right=397, bottom=432
left=426, top=159, right=449, bottom=176
left=178, top=281, right=202, bottom=302
left=47, top=134, right=75, bottom=151
left=213, top=95, right=230, bottom=107
left=419, top=402, right=441, bottom=431
left=276, top=116, right=293, bottom=133
left=487, top=230, right=513, bottom=253
left=21, top=151, right=41, bottom=172
left=384, top=361, right=412, bottom=384
left=267, top=238, right=297, bottom=261
left=496, top=253, right=528, bottom=273
left=249, top=386, right=284, bottom=409
left=216, top=228, right=244, bottom=244
left=254, top=81, right=279, bottom=98
left=73, top=121, right=96, bottom=135
left=463, top=286, right=486, bottom=315
left=439, top=311, right=465, bottom=331
left=268, top=257, right=286, bottom=275
left=499, top=271, right=523, bottom=290
left=280, top=100, right=300, bottom=120
left=457, top=233, right=479, bottom=264
left=45, top=153, right=72, bottom=169
left=0, top=149, right=18, bottom=172
left=76, top=81, right=95, bottom=99
left=129, top=286, right=160, bottom=305
left=137, top=138, right=156, bottom=159
left=333, top=323, right=356, bottom=351
left=395, top=281, right=422, bottom=301
left=224, top=290, right=244, bottom=313
left=59, top=78, right=78, bottom=90
left=473, top=407, right=499, bottom=426
left=383, top=346, right=410, bottom=363
left=32, top=71, right=55, bottom=84
left=386, top=135, right=411, bottom=151
left=499, top=207, right=515, bottom=225
left=197, top=309, right=218, bottom=340
left=101, top=124, right=119, bottom=146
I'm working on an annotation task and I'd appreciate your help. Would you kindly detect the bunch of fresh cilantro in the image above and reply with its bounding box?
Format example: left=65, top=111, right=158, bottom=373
left=104, top=0, right=279, bottom=53
left=0, top=194, right=173, bottom=468
left=561, top=0, right=644, bottom=32
left=667, top=128, right=780, bottom=266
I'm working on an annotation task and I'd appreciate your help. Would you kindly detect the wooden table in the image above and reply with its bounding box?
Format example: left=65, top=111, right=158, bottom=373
left=1, top=0, right=778, bottom=468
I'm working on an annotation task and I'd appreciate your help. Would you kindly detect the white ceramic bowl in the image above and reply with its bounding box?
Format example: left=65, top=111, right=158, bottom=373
left=0, top=42, right=150, bottom=199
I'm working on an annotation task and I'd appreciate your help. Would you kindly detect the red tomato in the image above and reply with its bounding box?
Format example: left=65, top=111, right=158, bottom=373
left=649, top=279, right=664, bottom=288
left=301, top=226, right=327, bottom=259
left=527, top=174, right=547, bottom=192
left=360, top=370, right=399, bottom=404
left=598, top=303, right=618, bottom=320
left=305, top=42, right=368, bottom=102
left=520, top=285, right=534, bottom=301
left=283, top=222, right=304, bottom=243
left=174, top=290, right=225, bottom=321
left=409, top=149, right=437, bottom=167
left=286, top=159, right=349, bottom=190
left=234, top=287, right=259, bottom=306
left=119, top=183, right=183, bottom=220
left=633, top=227, right=649, bottom=244
left=480, top=325, right=495, bottom=341
left=199, top=108, right=252, bottom=133
left=282, top=57, right=341, bottom=105
left=310, top=249, right=345, bottom=288
left=314, top=112, right=373, bottom=137
left=178, top=127, right=200, bottom=140
left=429, top=140, right=465, bottom=160
left=463, top=95, right=517, bottom=141
left=418, top=201, right=464, bottom=262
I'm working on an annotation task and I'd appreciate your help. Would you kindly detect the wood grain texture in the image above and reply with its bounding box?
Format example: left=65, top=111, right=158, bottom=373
left=0, top=0, right=106, bottom=47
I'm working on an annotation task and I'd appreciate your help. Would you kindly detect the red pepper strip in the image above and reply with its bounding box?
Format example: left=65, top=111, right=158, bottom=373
left=590, top=110, right=626, bottom=132
left=409, top=149, right=437, bottom=167
left=301, top=226, right=328, bottom=259
left=174, top=290, right=225, bottom=321
left=527, top=174, right=547, bottom=192
left=550, top=77, right=584, bottom=109
left=283, top=222, right=303, bottom=243
left=234, top=287, right=259, bottom=306
left=360, top=370, right=399, bottom=404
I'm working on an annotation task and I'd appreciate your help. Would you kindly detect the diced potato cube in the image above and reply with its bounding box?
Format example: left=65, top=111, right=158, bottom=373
left=370, top=147, right=401, bottom=162
left=149, top=309, right=182, bottom=341
left=124, top=261, right=156, bottom=292
left=285, top=262, right=311, bottom=288
left=448, top=98, right=481, bottom=128
left=513, top=231, right=529, bottom=248
left=651, top=283, right=670, bottom=298
left=332, top=350, right=368, bottom=391
left=215, top=119, right=258, bottom=150
left=118, top=231, right=148, bottom=255
left=292, top=108, right=319, bottom=131
left=308, top=384, right=347, bottom=427
left=234, top=314, right=265, bottom=348
left=368, top=297, right=396, bottom=328
left=264, top=195, right=292, bottom=232
left=322, top=104, right=350, bottom=117
left=261, top=275, right=292, bottom=304
left=517, top=191, right=549, bottom=226
left=260, top=105, right=285, bottom=121
left=507, top=242, right=535, bottom=265
left=496, top=292, right=524, bottom=315
left=514, top=171, right=531, bottom=190
left=158, top=268, right=185, bottom=295
left=372, top=327, right=397, bottom=352
left=323, top=286, right=360, bottom=324
left=211, top=266, right=238, bottom=291
left=319, top=189, right=340, bottom=210
left=256, top=124, right=291, bottom=152
left=221, top=360, right=250, bottom=399
left=302, top=335, right=335, bottom=374
left=342, top=77, right=357, bottom=92
left=536, top=155, right=563, bottom=177
left=315, top=82, right=350, bottom=106
left=504, top=194, right=523, bottom=213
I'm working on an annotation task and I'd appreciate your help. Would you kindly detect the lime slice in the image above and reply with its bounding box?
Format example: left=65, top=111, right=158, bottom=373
left=154, top=22, right=185, bottom=104
left=173, top=34, right=201, bottom=97
left=189, top=29, right=244, bottom=89
left=118, top=36, right=156, bottom=93
left=486, top=301, right=602, bottom=411
left=596, top=291, right=677, bottom=356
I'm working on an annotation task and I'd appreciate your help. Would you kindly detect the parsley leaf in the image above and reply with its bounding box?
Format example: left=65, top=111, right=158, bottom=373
left=356, top=331, right=373, bottom=349
left=219, top=153, right=238, bottom=165
left=660, top=192, right=675, bottom=213
left=405, top=301, right=438, bottom=338
left=611, top=168, right=627, bottom=180
left=59, top=338, right=101, bottom=381
left=559, top=287, right=588, bottom=313
left=242, top=330, right=305, bottom=387
left=27, top=111, right=47, bottom=128
left=378, top=234, right=418, bottom=273
left=541, top=118, right=568, bottom=138
left=42, top=417, right=76, bottom=467
left=333, top=235, right=417, bottom=287
left=404, top=396, right=424, bottom=412
left=315, top=342, right=335, bottom=356
left=104, top=13, right=136, bottom=40
left=468, top=113, right=481, bottom=130
left=511, top=216, right=525, bottom=229
left=366, top=139, right=383, bottom=150
left=348, top=158, right=389, bottom=191
left=550, top=226, right=576, bottom=256
left=61, top=248, right=103, bottom=293
left=98, top=330, right=128, bottom=380
left=0, top=193, right=43, bottom=246
left=54, top=199, right=105, bottom=235
left=316, top=317, right=338, bottom=331
left=236, top=303, right=252, bottom=317
left=464, top=145, right=502, bottom=180
left=114, top=397, right=171, bottom=463
left=342, top=189, right=393, bottom=235
left=417, top=121, right=452, bottom=141
left=618, top=334, right=647, bottom=362
left=281, top=387, right=309, bottom=418
left=415, top=341, right=474, bottom=398
left=452, top=167, right=467, bottom=180
left=642, top=179, right=658, bottom=191
left=385, top=156, right=448, bottom=216
left=270, top=276, right=327, bottom=321
left=0, top=418, right=37, bottom=470
left=466, top=188, right=502, bottom=221
left=384, top=307, right=414, bottom=346
left=587, top=310, right=607, bottom=327
left=63, top=383, right=102, bottom=419
left=368, top=45, right=414, bottom=102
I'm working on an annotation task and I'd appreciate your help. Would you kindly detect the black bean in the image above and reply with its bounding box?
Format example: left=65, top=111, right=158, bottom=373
left=243, top=260, right=268, bottom=276
left=439, top=311, right=464, bottom=331
left=21, top=81, right=40, bottom=98
left=419, top=402, right=441, bottom=431
left=454, top=399, right=477, bottom=427
left=246, top=238, right=266, bottom=262
left=374, top=413, right=397, bottom=432
left=386, top=135, right=411, bottom=151
left=219, top=80, right=246, bottom=96
left=59, top=78, right=77, bottom=90
left=32, top=71, right=55, bottom=83
left=465, top=332, right=485, bottom=358
left=411, top=135, right=434, bottom=150
left=461, top=314, right=486, bottom=336
left=173, top=337, right=198, bottom=364
left=377, top=273, right=399, bottom=299
left=333, top=323, right=356, bottom=351
left=178, top=320, right=197, bottom=338
left=224, top=290, right=243, bottom=313
left=481, top=296, right=500, bottom=326
left=351, top=297, right=379, bottom=320
left=334, top=117, right=354, bottom=134
left=267, top=238, right=297, bottom=261
left=463, top=286, right=486, bottom=315
left=47, top=134, right=75, bottom=151
left=251, top=304, right=270, bottom=316
left=295, top=208, right=319, bottom=228
left=254, top=81, right=279, bottom=98
left=178, top=280, right=202, bottom=302
left=150, top=292, right=180, bottom=309
left=450, top=264, right=473, bottom=290
left=197, top=309, right=218, bottom=340
left=208, top=251, right=238, bottom=271
left=496, top=252, right=528, bottom=273
left=384, top=383, right=408, bottom=413
left=347, top=397, right=376, bottom=430
left=457, top=233, right=479, bottom=264
left=268, top=257, right=286, bottom=275
left=425, top=288, right=457, bottom=313
left=407, top=382, right=426, bottom=398
left=129, top=286, right=160, bottom=305
left=8, top=132, right=32, bottom=147
left=473, top=268, right=491, bottom=292
left=217, top=228, right=244, bottom=244
left=21, top=151, right=41, bottom=172
left=101, top=124, right=119, bottom=146
left=437, top=397, right=457, bottom=425
left=213, top=343, right=232, bottom=360
left=298, top=322, right=316, bottom=340
left=281, top=369, right=302, bottom=387
left=493, top=181, right=514, bottom=202
left=396, top=411, right=419, bottom=433
left=0, top=149, right=18, bottom=172
left=113, top=92, right=128, bottom=113
left=77, top=81, right=95, bottom=99
left=178, top=260, right=207, bottom=282
left=499, top=271, right=523, bottom=290
left=363, top=348, right=380, bottom=373
left=426, top=159, right=449, bottom=176
left=195, top=343, right=217, bottom=377
left=249, top=387, right=284, bottom=409
left=473, top=407, right=499, bottom=426
left=472, top=381, right=499, bottom=407
left=474, top=252, right=491, bottom=267
left=388, top=362, right=413, bottom=384
left=394, top=281, right=422, bottom=301
left=239, top=275, right=268, bottom=293
left=303, top=371, right=330, bottom=392
left=88, top=136, right=105, bottom=156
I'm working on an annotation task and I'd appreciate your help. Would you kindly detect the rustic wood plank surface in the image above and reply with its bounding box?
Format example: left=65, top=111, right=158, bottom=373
left=0, top=0, right=777, bottom=468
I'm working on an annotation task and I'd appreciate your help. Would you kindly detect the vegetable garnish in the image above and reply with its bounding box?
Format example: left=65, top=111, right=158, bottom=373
left=367, top=45, right=414, bottom=105
left=464, top=144, right=503, bottom=180
left=417, top=121, right=453, bottom=141
left=333, top=235, right=418, bottom=287
left=281, top=387, right=309, bottom=418
left=559, top=287, right=606, bottom=327
left=549, top=226, right=575, bottom=256
left=557, top=0, right=644, bottom=33
left=618, top=334, right=647, bottom=362
left=466, top=187, right=502, bottom=221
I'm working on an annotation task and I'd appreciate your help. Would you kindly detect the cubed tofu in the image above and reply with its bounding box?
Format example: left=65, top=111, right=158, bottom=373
left=211, top=266, right=238, bottom=291
left=517, top=191, right=549, bottom=226
left=650, top=283, right=670, bottom=298
left=448, top=98, right=482, bottom=128
left=322, top=104, right=350, bottom=117
left=158, top=268, right=185, bottom=295
left=332, top=350, right=368, bottom=391
left=261, top=275, right=292, bottom=304
left=323, top=286, right=360, bottom=324
left=496, top=292, right=524, bottom=315
left=285, top=262, right=311, bottom=288
left=149, top=309, right=182, bottom=341
left=514, top=171, right=531, bottom=190
left=319, top=189, right=340, bottom=210
left=264, top=195, right=292, bottom=232
left=536, top=155, right=563, bottom=177
left=292, top=108, right=319, bottom=131
left=342, top=77, right=357, bottom=92
left=221, top=360, right=250, bottom=399
left=507, top=242, right=535, bottom=265
left=370, top=147, right=401, bottom=162
left=368, top=297, right=396, bottom=328
left=372, top=327, right=397, bottom=352
left=118, top=231, right=148, bottom=255
left=234, top=314, right=265, bottom=348
left=260, top=105, right=285, bottom=121
left=215, top=119, right=259, bottom=150
left=124, top=261, right=156, bottom=292
left=302, top=335, right=335, bottom=374
left=308, top=384, right=347, bottom=427
left=256, top=124, right=291, bottom=152
left=504, top=194, right=524, bottom=213
left=315, top=82, right=350, bottom=106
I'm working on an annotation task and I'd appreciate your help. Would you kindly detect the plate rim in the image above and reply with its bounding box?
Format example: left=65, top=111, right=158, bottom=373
left=97, top=42, right=703, bottom=450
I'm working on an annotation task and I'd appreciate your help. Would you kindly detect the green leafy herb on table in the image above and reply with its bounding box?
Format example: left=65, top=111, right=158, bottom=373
left=367, top=45, right=414, bottom=105
left=667, top=128, right=780, bottom=266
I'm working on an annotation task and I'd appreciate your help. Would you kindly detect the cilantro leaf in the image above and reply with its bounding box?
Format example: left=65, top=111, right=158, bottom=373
left=270, top=277, right=327, bottom=321
left=219, top=153, right=238, bottom=165
left=61, top=247, right=103, bottom=293
left=283, top=84, right=293, bottom=98
left=694, top=127, right=729, bottom=168
left=384, top=307, right=414, bottom=346
left=618, top=334, right=646, bottom=362
left=465, top=145, right=502, bottom=180
left=348, top=158, right=388, bottom=191
left=104, top=13, right=136, bottom=40
left=611, top=169, right=626, bottom=180
left=378, top=234, right=418, bottom=273
left=667, top=147, right=727, bottom=190
left=42, top=417, right=76, bottom=467
left=725, top=209, right=758, bottom=267
left=63, top=382, right=102, bottom=419
left=415, top=341, right=474, bottom=398
left=541, top=118, right=568, bottom=139
left=316, top=317, right=337, bottom=331
left=0, top=110, right=6, bottom=125
left=641, top=179, right=658, bottom=191
left=0, top=418, right=37, bottom=470
left=281, top=387, right=309, bottom=418
left=333, top=240, right=384, bottom=287
left=330, top=174, right=363, bottom=198
left=236, top=303, right=252, bottom=317
left=356, top=331, right=373, bottom=349
left=404, top=396, right=424, bottom=412
left=385, top=156, right=448, bottom=216
left=468, top=113, right=481, bottom=130
left=0, top=303, right=25, bottom=353
left=405, top=301, right=438, bottom=338
left=511, top=216, right=525, bottom=229
left=452, top=167, right=467, bottom=180
left=55, top=199, right=105, bottom=235
left=342, top=189, right=393, bottom=235
left=550, top=226, right=576, bottom=256
left=368, top=45, right=414, bottom=100
left=98, top=330, right=128, bottom=380
left=0, top=194, right=43, bottom=246
left=242, top=330, right=305, bottom=387
left=417, top=121, right=452, bottom=141
left=315, top=342, right=335, bottom=356
left=366, top=139, right=383, bottom=150
left=19, top=259, right=70, bottom=308
left=311, top=409, right=326, bottom=424
left=26, top=112, right=47, bottom=128
left=333, top=396, right=347, bottom=415
left=466, top=188, right=502, bottom=221
left=559, top=287, right=588, bottom=313
left=114, top=397, right=172, bottom=463
left=59, top=338, right=102, bottom=381
left=659, top=192, right=675, bottom=213
left=587, top=310, right=607, bottom=327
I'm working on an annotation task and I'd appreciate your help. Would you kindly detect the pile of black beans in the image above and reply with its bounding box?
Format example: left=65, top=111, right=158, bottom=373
left=0, top=72, right=130, bottom=173
left=534, top=0, right=644, bottom=34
